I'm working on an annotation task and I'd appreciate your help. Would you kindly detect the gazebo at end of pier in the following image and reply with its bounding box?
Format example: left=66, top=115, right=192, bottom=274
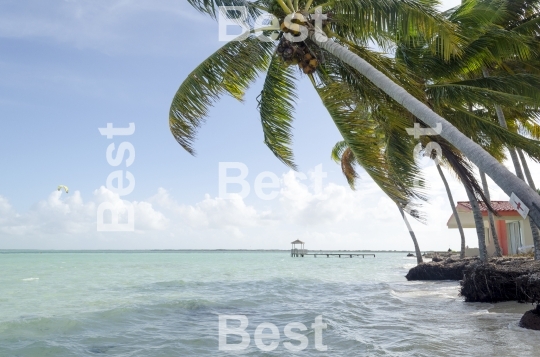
left=291, top=240, right=305, bottom=257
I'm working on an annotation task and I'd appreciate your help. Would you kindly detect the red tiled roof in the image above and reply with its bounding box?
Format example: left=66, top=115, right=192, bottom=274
left=457, top=201, right=516, bottom=212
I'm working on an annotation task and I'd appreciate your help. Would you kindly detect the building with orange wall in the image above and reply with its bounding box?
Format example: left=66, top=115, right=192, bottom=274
left=446, top=201, right=534, bottom=256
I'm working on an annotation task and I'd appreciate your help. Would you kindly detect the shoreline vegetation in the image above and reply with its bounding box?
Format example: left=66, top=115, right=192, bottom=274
left=406, top=256, right=540, bottom=330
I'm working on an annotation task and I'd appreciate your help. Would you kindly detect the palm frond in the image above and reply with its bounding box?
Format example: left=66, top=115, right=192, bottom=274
left=427, top=82, right=540, bottom=109
left=315, top=77, right=426, bottom=211
left=341, top=147, right=360, bottom=189
left=259, top=54, right=298, bottom=169
left=169, top=36, right=274, bottom=154
left=186, top=0, right=265, bottom=24
left=330, top=140, right=349, bottom=162
left=328, top=0, right=462, bottom=60
left=436, top=104, right=540, bottom=162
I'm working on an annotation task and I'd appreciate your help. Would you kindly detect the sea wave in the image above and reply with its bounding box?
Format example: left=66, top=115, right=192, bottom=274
left=1, top=252, right=539, bottom=356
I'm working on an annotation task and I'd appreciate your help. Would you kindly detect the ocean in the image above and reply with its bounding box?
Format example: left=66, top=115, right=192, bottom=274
left=0, top=251, right=539, bottom=356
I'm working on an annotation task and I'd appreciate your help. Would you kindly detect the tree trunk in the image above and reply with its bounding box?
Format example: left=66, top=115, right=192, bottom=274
left=437, top=164, right=466, bottom=259
left=397, top=204, right=423, bottom=264
left=479, top=170, right=502, bottom=257
left=493, top=104, right=525, bottom=180
left=464, top=185, right=488, bottom=262
left=517, top=149, right=540, bottom=260
left=484, top=67, right=539, bottom=260
left=518, top=149, right=537, bottom=190
left=482, top=68, right=540, bottom=260
left=495, top=109, right=539, bottom=259
left=493, top=93, right=540, bottom=260
left=312, top=34, right=540, bottom=230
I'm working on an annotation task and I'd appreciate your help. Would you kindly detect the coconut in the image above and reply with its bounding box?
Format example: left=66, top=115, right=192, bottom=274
left=282, top=47, right=294, bottom=60
left=291, top=12, right=306, bottom=25
left=288, top=23, right=301, bottom=36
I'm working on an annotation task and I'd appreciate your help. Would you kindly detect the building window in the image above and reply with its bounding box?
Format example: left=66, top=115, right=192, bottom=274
left=507, top=221, right=523, bottom=255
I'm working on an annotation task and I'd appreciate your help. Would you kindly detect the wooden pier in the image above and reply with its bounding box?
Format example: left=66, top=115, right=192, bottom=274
left=291, top=250, right=376, bottom=258
left=291, top=239, right=375, bottom=258
left=290, top=240, right=375, bottom=258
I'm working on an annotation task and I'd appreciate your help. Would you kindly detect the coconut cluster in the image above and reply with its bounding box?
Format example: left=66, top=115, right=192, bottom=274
left=277, top=39, right=319, bottom=74
left=274, top=10, right=331, bottom=75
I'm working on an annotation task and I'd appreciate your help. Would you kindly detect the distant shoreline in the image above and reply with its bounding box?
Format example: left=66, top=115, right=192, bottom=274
left=0, top=249, right=414, bottom=254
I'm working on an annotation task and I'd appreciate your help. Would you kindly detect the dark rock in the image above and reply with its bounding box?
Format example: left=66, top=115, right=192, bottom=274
left=460, top=258, right=540, bottom=303
left=516, top=273, right=540, bottom=303
left=406, top=257, right=478, bottom=281
left=432, top=255, right=443, bottom=262
left=407, top=256, right=540, bottom=305
left=519, top=305, right=540, bottom=331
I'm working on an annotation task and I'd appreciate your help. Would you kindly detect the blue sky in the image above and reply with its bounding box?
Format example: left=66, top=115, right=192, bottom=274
left=3, top=0, right=533, bottom=251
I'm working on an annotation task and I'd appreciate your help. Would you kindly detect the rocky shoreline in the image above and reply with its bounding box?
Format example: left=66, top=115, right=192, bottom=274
left=406, top=256, right=540, bottom=330
left=406, top=256, right=479, bottom=281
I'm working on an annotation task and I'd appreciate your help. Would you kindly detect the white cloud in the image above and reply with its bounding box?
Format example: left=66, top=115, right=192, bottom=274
left=279, top=171, right=366, bottom=225
left=2, top=159, right=538, bottom=251
left=148, top=189, right=269, bottom=238
left=0, top=172, right=384, bottom=248
left=0, top=187, right=168, bottom=239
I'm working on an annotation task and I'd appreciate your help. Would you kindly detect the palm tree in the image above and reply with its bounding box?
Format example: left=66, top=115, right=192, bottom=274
left=517, top=148, right=540, bottom=259
left=331, top=143, right=424, bottom=263
left=473, top=0, right=540, bottom=260
left=436, top=165, right=467, bottom=258
left=397, top=204, right=424, bottom=263
left=394, top=0, right=540, bottom=259
left=518, top=150, right=538, bottom=193
left=479, top=171, right=503, bottom=256
left=425, top=140, right=492, bottom=260
left=463, top=185, right=489, bottom=260
left=171, top=0, right=540, bottom=237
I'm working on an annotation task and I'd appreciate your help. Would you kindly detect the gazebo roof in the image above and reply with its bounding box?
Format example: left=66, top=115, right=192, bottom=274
left=291, top=239, right=304, bottom=244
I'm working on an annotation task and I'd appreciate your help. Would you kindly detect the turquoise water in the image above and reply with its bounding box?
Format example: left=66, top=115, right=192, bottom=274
left=1, top=251, right=539, bottom=356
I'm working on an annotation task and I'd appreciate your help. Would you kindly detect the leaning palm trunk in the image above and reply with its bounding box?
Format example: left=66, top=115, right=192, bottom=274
left=479, top=170, right=503, bottom=257
left=492, top=101, right=540, bottom=260
left=484, top=68, right=540, bottom=259
left=482, top=69, right=525, bottom=180
left=494, top=105, right=525, bottom=179
left=397, top=204, right=423, bottom=264
left=464, top=186, right=489, bottom=262
left=519, top=149, right=537, bottom=190
left=517, top=149, right=540, bottom=260
left=436, top=164, right=466, bottom=259
left=312, top=34, right=540, bottom=231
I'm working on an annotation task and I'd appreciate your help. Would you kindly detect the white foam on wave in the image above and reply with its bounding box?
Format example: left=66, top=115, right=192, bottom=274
left=470, top=309, right=490, bottom=315
left=402, top=264, right=417, bottom=270
left=22, top=278, right=39, bottom=281
left=391, top=283, right=460, bottom=300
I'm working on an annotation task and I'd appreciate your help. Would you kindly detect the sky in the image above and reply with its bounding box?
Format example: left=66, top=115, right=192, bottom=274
left=1, top=0, right=537, bottom=251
